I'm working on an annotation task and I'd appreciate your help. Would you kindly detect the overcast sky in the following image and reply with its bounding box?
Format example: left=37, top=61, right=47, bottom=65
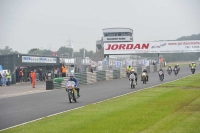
left=0, top=0, right=200, bottom=53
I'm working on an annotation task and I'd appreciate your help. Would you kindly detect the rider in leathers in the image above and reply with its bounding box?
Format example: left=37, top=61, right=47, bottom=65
left=158, top=68, right=164, bottom=79
left=129, top=69, right=138, bottom=85
left=167, top=66, right=172, bottom=73
left=174, top=64, right=180, bottom=72
left=141, top=69, right=149, bottom=81
left=67, top=73, right=80, bottom=97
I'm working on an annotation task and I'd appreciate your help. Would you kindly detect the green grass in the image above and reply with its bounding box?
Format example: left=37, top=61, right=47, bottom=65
left=1, top=74, right=200, bottom=133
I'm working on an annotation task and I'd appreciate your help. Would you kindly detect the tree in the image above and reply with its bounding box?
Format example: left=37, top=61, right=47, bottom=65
left=0, top=46, right=20, bottom=55
left=57, top=47, right=73, bottom=57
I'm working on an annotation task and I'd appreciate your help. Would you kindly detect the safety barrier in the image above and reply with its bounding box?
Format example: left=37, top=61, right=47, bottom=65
left=96, top=71, right=106, bottom=81
left=150, top=65, right=154, bottom=73
left=87, top=72, right=97, bottom=84
left=46, top=65, right=160, bottom=90
left=120, top=68, right=126, bottom=78
left=113, top=69, right=120, bottom=79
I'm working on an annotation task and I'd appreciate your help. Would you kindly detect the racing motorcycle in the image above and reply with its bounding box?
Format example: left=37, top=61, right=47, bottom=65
left=174, top=68, right=178, bottom=76
left=167, top=68, right=172, bottom=75
left=141, top=72, right=147, bottom=84
left=159, top=71, right=164, bottom=81
left=66, top=81, right=79, bottom=103
left=129, top=74, right=136, bottom=89
left=191, top=67, right=195, bottom=74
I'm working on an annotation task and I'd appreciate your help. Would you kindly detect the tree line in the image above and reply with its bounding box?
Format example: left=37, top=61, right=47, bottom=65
left=0, top=46, right=95, bottom=58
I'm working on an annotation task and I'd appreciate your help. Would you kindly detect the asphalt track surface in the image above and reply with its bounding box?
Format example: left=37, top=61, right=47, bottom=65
left=0, top=66, right=199, bottom=130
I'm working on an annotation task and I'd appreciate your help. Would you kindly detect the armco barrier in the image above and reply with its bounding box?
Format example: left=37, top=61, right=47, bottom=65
left=157, top=64, right=160, bottom=71
left=133, top=67, right=137, bottom=73
left=137, top=66, right=142, bottom=74
left=96, top=71, right=106, bottom=81
left=113, top=69, right=120, bottom=79
left=107, top=70, right=113, bottom=80
left=75, top=73, right=87, bottom=85
left=146, top=66, right=150, bottom=73
left=81, top=73, right=87, bottom=85
left=105, top=70, right=110, bottom=81
left=142, top=66, right=147, bottom=73
left=120, top=68, right=126, bottom=78
left=87, top=72, right=97, bottom=84
left=154, top=65, right=157, bottom=72
left=48, top=65, right=162, bottom=89
left=150, top=65, right=154, bottom=73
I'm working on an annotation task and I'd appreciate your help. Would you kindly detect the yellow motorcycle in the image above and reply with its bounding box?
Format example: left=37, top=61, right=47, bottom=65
left=141, top=72, right=147, bottom=84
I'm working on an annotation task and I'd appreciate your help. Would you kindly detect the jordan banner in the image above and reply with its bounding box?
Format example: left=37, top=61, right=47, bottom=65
left=104, top=40, right=200, bottom=54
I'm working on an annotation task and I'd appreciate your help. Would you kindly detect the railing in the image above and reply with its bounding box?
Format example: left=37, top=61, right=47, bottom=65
left=47, top=64, right=160, bottom=90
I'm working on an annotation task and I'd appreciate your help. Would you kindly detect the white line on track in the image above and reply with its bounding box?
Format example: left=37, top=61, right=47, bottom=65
left=0, top=72, right=199, bottom=132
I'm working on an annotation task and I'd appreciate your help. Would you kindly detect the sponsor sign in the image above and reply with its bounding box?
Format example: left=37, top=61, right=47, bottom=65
left=22, top=56, right=57, bottom=63
left=104, top=40, right=200, bottom=54
left=116, top=61, right=120, bottom=67
left=91, top=61, right=96, bottom=67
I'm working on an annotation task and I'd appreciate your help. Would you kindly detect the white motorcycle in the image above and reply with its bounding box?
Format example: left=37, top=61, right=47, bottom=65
left=66, top=81, right=79, bottom=103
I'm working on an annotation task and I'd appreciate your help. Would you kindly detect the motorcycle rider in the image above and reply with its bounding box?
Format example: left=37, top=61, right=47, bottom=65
left=141, top=69, right=148, bottom=81
left=129, top=69, right=136, bottom=85
left=67, top=73, right=80, bottom=97
left=174, top=64, right=180, bottom=72
left=129, top=69, right=138, bottom=85
left=126, top=65, right=133, bottom=77
left=158, top=68, right=164, bottom=79
left=190, top=62, right=196, bottom=68
left=167, top=65, right=172, bottom=73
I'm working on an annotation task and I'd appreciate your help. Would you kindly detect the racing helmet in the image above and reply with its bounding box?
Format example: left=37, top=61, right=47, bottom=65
left=131, top=69, right=135, bottom=72
left=69, top=73, right=74, bottom=79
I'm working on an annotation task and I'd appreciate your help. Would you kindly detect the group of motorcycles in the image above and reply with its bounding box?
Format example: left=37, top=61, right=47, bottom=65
left=128, top=65, right=182, bottom=89
left=127, top=70, right=148, bottom=89
left=166, top=66, right=180, bottom=76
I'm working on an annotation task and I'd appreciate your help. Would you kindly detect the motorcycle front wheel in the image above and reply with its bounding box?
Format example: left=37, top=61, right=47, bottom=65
left=68, top=91, right=73, bottom=103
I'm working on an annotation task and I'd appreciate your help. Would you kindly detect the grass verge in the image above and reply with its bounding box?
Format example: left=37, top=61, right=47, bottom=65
left=1, top=73, right=200, bottom=133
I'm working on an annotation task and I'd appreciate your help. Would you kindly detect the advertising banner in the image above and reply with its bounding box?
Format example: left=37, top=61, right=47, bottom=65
left=22, top=56, right=57, bottom=63
left=104, top=40, right=200, bottom=54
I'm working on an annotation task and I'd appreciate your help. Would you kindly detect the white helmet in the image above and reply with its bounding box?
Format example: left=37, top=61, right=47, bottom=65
left=131, top=69, right=135, bottom=72
left=69, top=73, right=74, bottom=77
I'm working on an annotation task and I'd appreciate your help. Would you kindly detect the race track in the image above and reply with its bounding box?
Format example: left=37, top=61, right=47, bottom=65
left=0, top=66, right=199, bottom=130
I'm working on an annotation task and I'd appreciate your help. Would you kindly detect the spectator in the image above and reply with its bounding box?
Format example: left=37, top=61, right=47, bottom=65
left=91, top=67, right=93, bottom=73
left=42, top=71, right=46, bottom=81
left=61, top=65, right=66, bottom=77
left=29, top=71, right=33, bottom=84
left=19, top=69, right=24, bottom=83
left=0, top=73, right=2, bottom=85
left=16, top=68, right=20, bottom=82
left=54, top=68, right=58, bottom=78
left=2, top=71, right=7, bottom=86
left=57, top=68, right=60, bottom=77
left=39, top=68, right=43, bottom=81
left=7, top=70, right=11, bottom=86
left=86, top=67, right=88, bottom=72
left=32, top=70, right=36, bottom=88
